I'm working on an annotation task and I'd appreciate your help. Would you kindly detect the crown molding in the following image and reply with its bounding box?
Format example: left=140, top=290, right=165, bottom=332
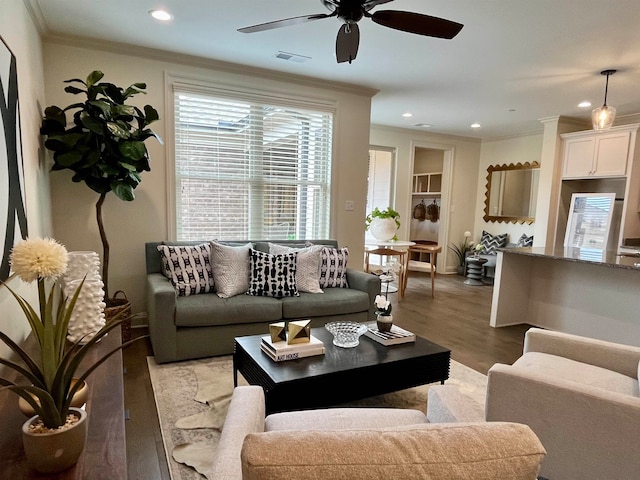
left=43, top=33, right=379, bottom=99
left=23, top=0, right=49, bottom=36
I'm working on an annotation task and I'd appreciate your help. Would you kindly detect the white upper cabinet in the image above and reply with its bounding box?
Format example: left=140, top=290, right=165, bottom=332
left=562, top=128, right=632, bottom=179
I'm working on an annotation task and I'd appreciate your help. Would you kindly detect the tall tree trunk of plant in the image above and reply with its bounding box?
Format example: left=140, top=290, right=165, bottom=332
left=96, top=192, right=110, bottom=300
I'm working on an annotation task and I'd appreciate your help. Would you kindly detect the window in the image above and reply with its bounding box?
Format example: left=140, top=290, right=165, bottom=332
left=173, top=84, right=333, bottom=241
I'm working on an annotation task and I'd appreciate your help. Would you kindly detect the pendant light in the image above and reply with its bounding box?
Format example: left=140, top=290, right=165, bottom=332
left=592, top=69, right=617, bottom=130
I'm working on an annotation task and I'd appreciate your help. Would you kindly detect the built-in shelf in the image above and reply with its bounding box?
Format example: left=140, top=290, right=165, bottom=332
left=412, top=172, right=442, bottom=195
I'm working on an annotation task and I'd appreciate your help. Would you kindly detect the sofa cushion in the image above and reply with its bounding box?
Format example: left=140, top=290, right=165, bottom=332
left=281, top=288, right=369, bottom=319
left=319, top=246, right=349, bottom=288
left=174, top=292, right=282, bottom=327
left=480, top=230, right=508, bottom=254
left=157, top=243, right=215, bottom=296
left=269, top=243, right=324, bottom=294
left=211, top=241, right=252, bottom=298
left=241, top=422, right=546, bottom=480
left=247, top=249, right=298, bottom=298
left=265, top=407, right=425, bottom=432
left=514, top=352, right=639, bottom=396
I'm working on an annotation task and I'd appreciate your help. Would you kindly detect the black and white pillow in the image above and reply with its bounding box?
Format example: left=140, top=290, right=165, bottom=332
left=480, top=231, right=508, bottom=255
left=516, top=233, right=534, bottom=248
left=319, top=247, right=349, bottom=288
left=157, top=243, right=215, bottom=297
left=247, top=249, right=298, bottom=298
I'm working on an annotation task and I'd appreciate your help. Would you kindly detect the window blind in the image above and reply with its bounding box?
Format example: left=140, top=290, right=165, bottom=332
left=173, top=87, right=333, bottom=241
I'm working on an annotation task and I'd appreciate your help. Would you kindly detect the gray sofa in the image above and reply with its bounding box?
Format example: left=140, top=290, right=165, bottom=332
left=145, top=239, right=380, bottom=363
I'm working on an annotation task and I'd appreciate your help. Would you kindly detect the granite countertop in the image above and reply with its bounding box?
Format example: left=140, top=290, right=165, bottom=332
left=498, top=246, right=640, bottom=270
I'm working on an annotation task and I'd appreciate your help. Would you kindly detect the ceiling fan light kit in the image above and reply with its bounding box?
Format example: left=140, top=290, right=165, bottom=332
left=592, top=69, right=617, bottom=131
left=238, top=0, right=463, bottom=64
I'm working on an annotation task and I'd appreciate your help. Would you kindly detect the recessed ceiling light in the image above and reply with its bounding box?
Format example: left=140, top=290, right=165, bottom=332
left=414, top=123, right=432, bottom=128
left=402, top=112, right=413, bottom=118
left=578, top=101, right=592, bottom=108
left=149, top=9, right=173, bottom=21
left=275, top=51, right=311, bottom=63
left=470, top=123, right=481, bottom=128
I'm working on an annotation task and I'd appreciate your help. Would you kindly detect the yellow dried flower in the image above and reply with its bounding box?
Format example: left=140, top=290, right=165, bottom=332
left=9, top=237, right=69, bottom=283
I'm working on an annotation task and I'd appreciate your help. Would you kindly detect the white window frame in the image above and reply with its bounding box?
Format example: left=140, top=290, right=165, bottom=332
left=165, top=74, right=337, bottom=241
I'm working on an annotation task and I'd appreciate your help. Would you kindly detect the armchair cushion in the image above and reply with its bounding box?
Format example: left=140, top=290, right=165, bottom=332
left=513, top=352, right=639, bottom=397
left=241, top=422, right=545, bottom=480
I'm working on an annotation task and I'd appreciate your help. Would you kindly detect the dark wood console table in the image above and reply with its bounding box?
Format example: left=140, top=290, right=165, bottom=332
left=0, top=329, right=126, bottom=479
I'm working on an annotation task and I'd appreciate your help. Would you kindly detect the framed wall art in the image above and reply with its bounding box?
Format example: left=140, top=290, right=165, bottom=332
left=0, top=35, right=29, bottom=282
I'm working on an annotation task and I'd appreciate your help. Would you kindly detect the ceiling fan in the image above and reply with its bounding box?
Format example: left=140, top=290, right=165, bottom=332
left=237, top=0, right=463, bottom=64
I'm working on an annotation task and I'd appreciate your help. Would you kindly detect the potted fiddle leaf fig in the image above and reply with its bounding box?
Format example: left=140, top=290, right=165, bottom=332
left=39, top=70, right=161, bottom=306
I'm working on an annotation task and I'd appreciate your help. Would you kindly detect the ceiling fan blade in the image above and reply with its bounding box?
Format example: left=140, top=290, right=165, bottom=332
left=371, top=10, right=463, bottom=39
left=336, top=23, right=360, bottom=64
left=363, top=0, right=395, bottom=11
left=238, top=12, right=334, bottom=34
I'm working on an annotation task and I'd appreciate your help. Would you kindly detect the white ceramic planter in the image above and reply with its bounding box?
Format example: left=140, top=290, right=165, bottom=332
left=369, top=217, right=398, bottom=242
left=64, top=278, right=106, bottom=343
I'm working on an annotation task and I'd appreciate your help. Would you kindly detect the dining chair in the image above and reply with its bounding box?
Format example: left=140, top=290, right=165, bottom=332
left=404, top=244, right=441, bottom=298
left=364, top=247, right=407, bottom=299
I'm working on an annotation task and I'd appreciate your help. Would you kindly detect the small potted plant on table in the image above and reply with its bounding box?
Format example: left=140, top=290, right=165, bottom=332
left=366, top=207, right=401, bottom=242
left=0, top=238, right=140, bottom=473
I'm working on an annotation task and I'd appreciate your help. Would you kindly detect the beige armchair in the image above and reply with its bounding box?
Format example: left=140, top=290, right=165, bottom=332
left=486, top=328, right=640, bottom=480
left=212, top=384, right=545, bottom=480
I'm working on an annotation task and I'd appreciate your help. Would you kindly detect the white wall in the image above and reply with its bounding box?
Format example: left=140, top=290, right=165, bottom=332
left=370, top=125, right=482, bottom=271
left=0, top=0, right=49, bottom=358
left=43, top=38, right=375, bottom=315
left=474, top=133, right=543, bottom=245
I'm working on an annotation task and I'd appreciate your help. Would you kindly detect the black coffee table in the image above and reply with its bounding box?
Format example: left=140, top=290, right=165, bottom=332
left=233, top=326, right=450, bottom=414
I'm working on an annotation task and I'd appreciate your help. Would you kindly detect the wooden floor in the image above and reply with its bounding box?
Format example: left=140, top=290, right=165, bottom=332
left=122, top=272, right=531, bottom=479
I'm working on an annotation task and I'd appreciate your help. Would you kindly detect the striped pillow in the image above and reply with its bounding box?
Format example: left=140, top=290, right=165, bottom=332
left=480, top=231, right=508, bottom=255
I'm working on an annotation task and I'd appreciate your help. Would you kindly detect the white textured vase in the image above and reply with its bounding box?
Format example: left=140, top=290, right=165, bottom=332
left=64, top=251, right=101, bottom=282
left=64, top=278, right=106, bottom=343
left=62, top=251, right=105, bottom=343
left=369, top=217, right=398, bottom=242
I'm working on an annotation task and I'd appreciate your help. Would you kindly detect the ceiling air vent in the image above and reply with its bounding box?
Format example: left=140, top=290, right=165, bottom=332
left=275, top=51, right=310, bottom=63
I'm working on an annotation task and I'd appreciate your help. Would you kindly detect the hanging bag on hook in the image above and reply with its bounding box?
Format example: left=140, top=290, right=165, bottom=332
left=413, top=199, right=426, bottom=221
left=427, top=199, right=440, bottom=222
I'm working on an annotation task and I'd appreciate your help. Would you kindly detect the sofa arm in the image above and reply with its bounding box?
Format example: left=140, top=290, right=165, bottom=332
left=426, top=385, right=485, bottom=423
left=524, top=328, right=640, bottom=378
left=487, top=363, right=640, bottom=479
left=346, top=268, right=380, bottom=322
left=146, top=273, right=178, bottom=363
left=211, top=386, right=266, bottom=480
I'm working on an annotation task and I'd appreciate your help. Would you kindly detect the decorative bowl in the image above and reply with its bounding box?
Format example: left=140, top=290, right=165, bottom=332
left=325, top=321, right=368, bottom=348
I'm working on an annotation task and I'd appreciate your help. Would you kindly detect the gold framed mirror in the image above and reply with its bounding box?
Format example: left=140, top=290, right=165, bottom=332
left=484, top=161, right=540, bottom=224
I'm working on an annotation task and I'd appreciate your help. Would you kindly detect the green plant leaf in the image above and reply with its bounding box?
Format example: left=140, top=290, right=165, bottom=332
left=144, top=105, right=159, bottom=123
left=106, top=121, right=130, bottom=139
left=112, top=182, right=135, bottom=201
left=64, top=85, right=86, bottom=95
left=55, top=151, right=84, bottom=167
left=119, top=141, right=146, bottom=161
left=113, top=104, right=136, bottom=118
left=88, top=100, right=111, bottom=118
left=80, top=113, right=104, bottom=135
left=86, top=70, right=104, bottom=88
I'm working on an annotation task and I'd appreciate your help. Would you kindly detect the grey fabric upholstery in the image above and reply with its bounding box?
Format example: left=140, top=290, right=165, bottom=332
left=145, top=240, right=380, bottom=363
left=486, top=327, right=640, bottom=480
left=211, top=385, right=544, bottom=480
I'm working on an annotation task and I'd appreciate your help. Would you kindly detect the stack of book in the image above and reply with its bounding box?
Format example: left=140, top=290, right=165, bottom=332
left=260, top=335, right=325, bottom=362
left=364, top=323, right=416, bottom=346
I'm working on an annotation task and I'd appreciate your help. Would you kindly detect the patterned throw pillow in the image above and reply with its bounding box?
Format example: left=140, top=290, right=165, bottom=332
left=210, top=241, right=252, bottom=298
left=319, top=247, right=349, bottom=288
left=480, top=231, right=508, bottom=255
left=157, top=243, right=215, bottom=297
left=247, top=249, right=298, bottom=298
left=516, top=233, right=534, bottom=248
left=269, top=243, right=324, bottom=294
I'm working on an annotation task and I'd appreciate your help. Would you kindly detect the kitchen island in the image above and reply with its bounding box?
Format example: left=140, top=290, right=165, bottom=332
left=490, top=247, right=640, bottom=346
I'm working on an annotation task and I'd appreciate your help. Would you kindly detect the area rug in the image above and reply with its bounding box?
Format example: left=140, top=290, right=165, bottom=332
left=147, top=355, right=488, bottom=480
